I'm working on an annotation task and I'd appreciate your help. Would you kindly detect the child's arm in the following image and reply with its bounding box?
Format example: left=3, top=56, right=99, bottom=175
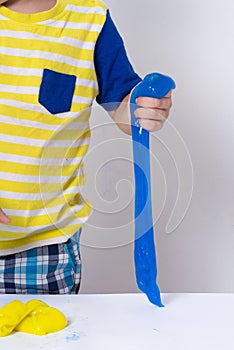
left=108, top=90, right=173, bottom=135
left=94, top=11, right=173, bottom=134
left=0, top=208, right=11, bottom=224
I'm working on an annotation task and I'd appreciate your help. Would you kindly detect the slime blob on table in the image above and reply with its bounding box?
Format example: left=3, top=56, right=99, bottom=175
left=0, top=299, right=67, bottom=337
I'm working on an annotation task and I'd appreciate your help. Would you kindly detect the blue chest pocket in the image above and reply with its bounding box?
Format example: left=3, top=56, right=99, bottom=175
left=39, top=69, right=76, bottom=115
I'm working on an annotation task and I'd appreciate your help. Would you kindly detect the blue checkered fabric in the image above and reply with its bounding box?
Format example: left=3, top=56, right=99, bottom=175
left=0, top=230, right=81, bottom=294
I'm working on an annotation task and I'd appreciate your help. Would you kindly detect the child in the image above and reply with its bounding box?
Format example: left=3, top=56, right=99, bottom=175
left=0, top=0, right=173, bottom=294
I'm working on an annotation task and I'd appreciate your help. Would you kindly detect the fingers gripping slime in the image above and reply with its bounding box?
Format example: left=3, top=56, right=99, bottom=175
left=130, top=73, right=176, bottom=307
left=0, top=300, right=67, bottom=336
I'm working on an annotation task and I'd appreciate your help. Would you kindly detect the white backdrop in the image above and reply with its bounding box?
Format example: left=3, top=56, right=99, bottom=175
left=79, top=0, right=234, bottom=293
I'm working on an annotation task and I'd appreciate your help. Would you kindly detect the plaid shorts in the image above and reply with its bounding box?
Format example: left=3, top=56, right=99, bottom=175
left=0, top=230, right=81, bottom=294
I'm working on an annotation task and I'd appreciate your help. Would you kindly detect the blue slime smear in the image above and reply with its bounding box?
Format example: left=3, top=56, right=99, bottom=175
left=130, top=73, right=176, bottom=307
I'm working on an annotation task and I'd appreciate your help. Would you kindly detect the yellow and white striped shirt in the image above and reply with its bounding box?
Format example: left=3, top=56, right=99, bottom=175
left=0, top=0, right=107, bottom=255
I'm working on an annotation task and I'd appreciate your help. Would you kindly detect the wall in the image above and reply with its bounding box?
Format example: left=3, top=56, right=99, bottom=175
left=80, top=0, right=234, bottom=293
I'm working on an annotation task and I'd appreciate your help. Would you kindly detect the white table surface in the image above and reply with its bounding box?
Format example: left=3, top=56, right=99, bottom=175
left=0, top=293, right=234, bottom=350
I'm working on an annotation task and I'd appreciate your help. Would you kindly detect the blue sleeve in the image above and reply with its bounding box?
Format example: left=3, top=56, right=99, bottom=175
left=94, top=10, right=142, bottom=111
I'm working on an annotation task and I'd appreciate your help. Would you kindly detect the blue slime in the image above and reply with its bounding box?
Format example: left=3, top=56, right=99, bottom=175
left=130, top=73, right=176, bottom=307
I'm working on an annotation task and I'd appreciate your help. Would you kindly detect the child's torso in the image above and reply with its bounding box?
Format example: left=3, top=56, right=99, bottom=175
left=0, top=0, right=107, bottom=255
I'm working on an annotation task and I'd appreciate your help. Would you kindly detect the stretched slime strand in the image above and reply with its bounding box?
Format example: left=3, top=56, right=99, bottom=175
left=130, top=73, right=176, bottom=307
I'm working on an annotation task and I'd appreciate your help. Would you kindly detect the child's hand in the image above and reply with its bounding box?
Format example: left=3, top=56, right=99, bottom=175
left=0, top=208, right=11, bottom=224
left=108, top=90, right=173, bottom=135
left=134, top=91, right=173, bottom=132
